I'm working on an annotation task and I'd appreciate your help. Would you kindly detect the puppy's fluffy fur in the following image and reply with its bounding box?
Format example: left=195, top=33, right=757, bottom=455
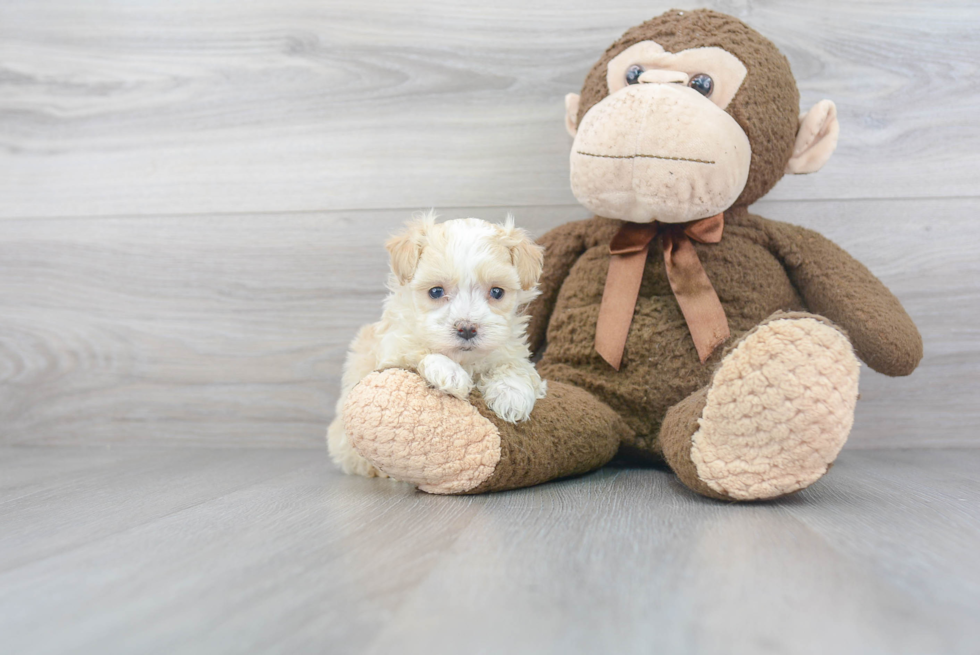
left=328, top=212, right=548, bottom=478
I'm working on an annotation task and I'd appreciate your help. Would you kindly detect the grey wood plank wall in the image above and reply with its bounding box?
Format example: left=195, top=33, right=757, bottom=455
left=1, top=1, right=977, bottom=448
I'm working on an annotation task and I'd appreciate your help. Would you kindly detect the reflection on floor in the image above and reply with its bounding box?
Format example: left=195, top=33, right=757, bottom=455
left=1, top=446, right=978, bottom=655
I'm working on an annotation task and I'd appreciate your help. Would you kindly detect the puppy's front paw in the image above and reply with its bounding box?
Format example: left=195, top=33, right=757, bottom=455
left=483, top=377, right=539, bottom=423
left=418, top=354, right=474, bottom=399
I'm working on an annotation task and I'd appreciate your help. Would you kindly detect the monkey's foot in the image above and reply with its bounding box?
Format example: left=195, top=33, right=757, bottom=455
left=689, top=315, right=860, bottom=500
left=344, top=369, right=625, bottom=495
left=344, top=369, right=501, bottom=494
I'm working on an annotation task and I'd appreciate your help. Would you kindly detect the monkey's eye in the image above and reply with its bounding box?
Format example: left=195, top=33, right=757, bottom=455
left=428, top=287, right=445, bottom=299
left=625, top=64, right=644, bottom=85
left=489, top=287, right=504, bottom=300
left=689, top=73, right=713, bottom=97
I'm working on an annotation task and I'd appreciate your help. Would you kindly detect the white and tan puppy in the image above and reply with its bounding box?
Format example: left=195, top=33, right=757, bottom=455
left=327, top=212, right=547, bottom=478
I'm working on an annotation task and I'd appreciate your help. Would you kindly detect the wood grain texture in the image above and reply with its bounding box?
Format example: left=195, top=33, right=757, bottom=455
left=0, top=205, right=578, bottom=447
left=0, top=199, right=976, bottom=448
left=0, top=446, right=977, bottom=654
left=0, top=1, right=977, bottom=449
left=1, top=0, right=978, bottom=218
left=0, top=448, right=316, bottom=572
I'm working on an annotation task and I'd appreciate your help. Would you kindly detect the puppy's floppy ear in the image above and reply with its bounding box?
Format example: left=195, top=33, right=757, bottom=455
left=386, top=211, right=435, bottom=284
left=499, top=213, right=544, bottom=290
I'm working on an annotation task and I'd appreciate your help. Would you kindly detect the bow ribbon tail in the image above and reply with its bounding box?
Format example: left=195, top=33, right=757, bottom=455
left=662, top=230, right=730, bottom=363
left=595, top=245, right=650, bottom=370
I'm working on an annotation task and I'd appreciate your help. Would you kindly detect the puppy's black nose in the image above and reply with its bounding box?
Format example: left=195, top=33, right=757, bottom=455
left=456, top=323, right=478, bottom=341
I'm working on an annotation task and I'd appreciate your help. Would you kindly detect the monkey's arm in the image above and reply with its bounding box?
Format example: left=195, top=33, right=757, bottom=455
left=525, top=219, right=591, bottom=355
left=766, top=219, right=922, bottom=376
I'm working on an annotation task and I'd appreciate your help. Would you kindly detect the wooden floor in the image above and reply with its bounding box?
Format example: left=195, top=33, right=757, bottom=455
left=1, top=446, right=977, bottom=655
left=2, top=2, right=979, bottom=653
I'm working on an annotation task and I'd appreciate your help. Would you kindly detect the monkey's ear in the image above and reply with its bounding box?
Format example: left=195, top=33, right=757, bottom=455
left=786, top=100, right=840, bottom=175
left=385, top=212, right=433, bottom=284
left=500, top=214, right=545, bottom=290
left=565, top=93, right=580, bottom=137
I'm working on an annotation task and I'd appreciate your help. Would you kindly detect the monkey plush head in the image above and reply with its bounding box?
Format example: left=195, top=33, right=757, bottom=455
left=565, top=9, right=839, bottom=223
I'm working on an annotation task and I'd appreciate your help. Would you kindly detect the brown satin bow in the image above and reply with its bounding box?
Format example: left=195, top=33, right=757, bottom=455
left=594, top=213, right=730, bottom=369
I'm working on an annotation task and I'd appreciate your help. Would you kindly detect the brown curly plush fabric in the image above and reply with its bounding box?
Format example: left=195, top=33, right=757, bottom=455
left=575, top=9, right=800, bottom=207
left=342, top=9, right=923, bottom=501
left=526, top=206, right=921, bottom=457
left=466, top=381, right=630, bottom=493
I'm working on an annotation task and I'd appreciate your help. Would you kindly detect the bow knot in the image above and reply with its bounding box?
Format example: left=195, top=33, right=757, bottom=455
left=595, top=213, right=730, bottom=369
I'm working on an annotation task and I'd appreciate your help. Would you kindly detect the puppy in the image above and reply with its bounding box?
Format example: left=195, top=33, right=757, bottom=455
left=327, top=212, right=548, bottom=478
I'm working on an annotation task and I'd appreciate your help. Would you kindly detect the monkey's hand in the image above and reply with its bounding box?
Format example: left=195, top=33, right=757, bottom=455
left=418, top=354, right=474, bottom=400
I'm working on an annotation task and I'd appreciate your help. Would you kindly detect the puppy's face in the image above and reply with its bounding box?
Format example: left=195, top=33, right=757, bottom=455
left=386, top=215, right=543, bottom=357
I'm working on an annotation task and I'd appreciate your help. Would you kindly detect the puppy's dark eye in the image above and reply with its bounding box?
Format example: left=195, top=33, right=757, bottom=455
left=489, top=287, right=504, bottom=300
left=626, top=64, right=644, bottom=85
left=689, top=73, right=713, bottom=97
left=428, top=287, right=445, bottom=299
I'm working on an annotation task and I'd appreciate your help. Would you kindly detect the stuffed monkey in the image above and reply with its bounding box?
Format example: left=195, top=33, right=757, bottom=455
left=339, top=9, right=922, bottom=501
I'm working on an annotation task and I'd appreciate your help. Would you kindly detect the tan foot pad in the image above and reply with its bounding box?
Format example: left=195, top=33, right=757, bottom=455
left=343, top=369, right=501, bottom=494
left=691, top=318, right=860, bottom=500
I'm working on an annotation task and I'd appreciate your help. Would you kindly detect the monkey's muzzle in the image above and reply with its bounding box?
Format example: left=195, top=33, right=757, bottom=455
left=569, top=84, right=751, bottom=224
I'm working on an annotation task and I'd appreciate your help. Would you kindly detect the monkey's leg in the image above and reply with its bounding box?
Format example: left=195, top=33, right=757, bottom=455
left=343, top=369, right=629, bottom=494
left=660, top=313, right=860, bottom=501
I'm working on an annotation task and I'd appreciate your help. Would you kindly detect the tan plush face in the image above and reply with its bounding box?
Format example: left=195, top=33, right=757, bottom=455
left=569, top=41, right=752, bottom=224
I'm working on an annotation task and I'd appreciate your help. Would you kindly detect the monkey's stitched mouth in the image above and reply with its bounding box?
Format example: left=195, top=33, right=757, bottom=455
left=576, top=151, right=715, bottom=165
